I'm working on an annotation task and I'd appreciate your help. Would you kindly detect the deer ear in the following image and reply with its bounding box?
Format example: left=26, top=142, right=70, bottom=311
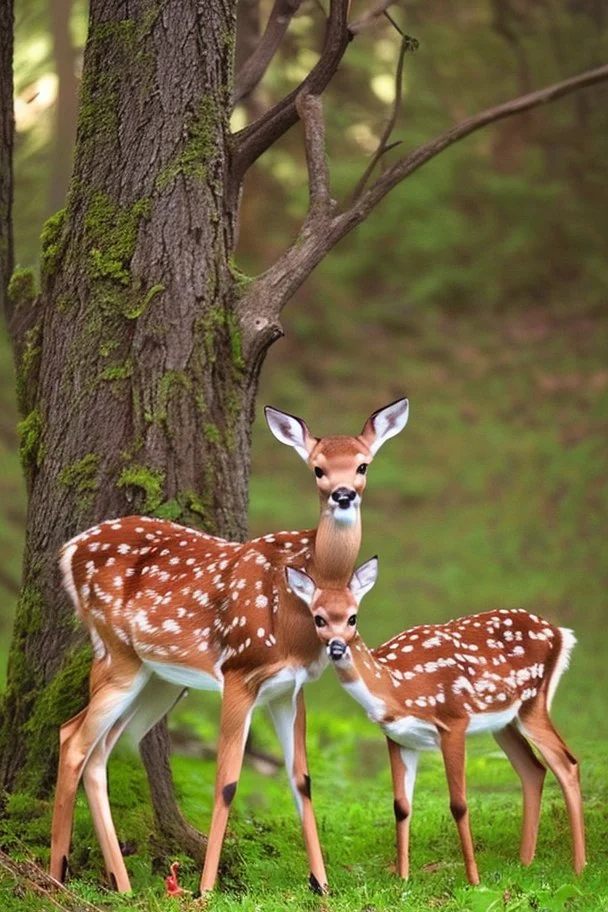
left=286, top=567, right=316, bottom=608
left=349, top=556, right=379, bottom=604
left=265, top=407, right=317, bottom=462
left=360, top=398, right=409, bottom=455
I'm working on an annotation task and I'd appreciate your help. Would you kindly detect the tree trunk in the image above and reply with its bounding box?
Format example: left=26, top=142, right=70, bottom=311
left=48, top=0, right=79, bottom=215
left=0, top=0, right=258, bottom=856
left=0, top=0, right=13, bottom=316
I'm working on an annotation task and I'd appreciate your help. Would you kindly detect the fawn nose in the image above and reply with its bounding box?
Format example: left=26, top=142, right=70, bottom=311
left=328, top=639, right=347, bottom=661
left=331, top=487, right=356, bottom=509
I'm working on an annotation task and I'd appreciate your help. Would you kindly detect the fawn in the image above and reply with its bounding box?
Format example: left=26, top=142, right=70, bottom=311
left=287, top=558, right=585, bottom=884
left=50, top=398, right=409, bottom=893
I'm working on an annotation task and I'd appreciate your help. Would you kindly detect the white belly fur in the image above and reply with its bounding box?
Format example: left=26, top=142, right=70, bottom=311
left=143, top=660, right=223, bottom=692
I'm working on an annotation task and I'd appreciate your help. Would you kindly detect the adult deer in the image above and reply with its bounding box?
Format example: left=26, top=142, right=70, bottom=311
left=288, top=559, right=585, bottom=885
left=49, top=398, right=409, bottom=894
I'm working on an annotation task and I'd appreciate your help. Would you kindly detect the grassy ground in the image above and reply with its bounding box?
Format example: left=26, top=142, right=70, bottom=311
left=0, top=296, right=606, bottom=909
left=0, top=711, right=605, bottom=911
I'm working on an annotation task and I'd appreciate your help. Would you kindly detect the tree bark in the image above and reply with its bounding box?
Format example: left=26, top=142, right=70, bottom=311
left=0, top=0, right=13, bottom=317
left=0, top=0, right=257, bottom=855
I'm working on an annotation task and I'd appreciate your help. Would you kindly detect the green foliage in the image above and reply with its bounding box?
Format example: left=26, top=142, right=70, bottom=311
left=117, top=463, right=165, bottom=512
left=16, top=408, right=43, bottom=470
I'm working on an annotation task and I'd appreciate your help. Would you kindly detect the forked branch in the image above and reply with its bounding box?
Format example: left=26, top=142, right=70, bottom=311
left=231, top=0, right=351, bottom=188
left=234, top=0, right=303, bottom=105
left=296, top=92, right=333, bottom=230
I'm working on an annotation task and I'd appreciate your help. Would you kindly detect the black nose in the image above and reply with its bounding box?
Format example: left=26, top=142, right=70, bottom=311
left=331, top=487, right=356, bottom=509
left=328, top=639, right=347, bottom=661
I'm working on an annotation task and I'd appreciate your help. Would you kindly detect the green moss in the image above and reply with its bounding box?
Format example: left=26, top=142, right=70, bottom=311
left=203, top=422, right=221, bottom=444
left=145, top=370, right=191, bottom=424
left=15, top=322, right=42, bottom=416
left=85, top=193, right=151, bottom=285
left=154, top=490, right=208, bottom=524
left=58, top=454, right=100, bottom=512
left=226, top=311, right=245, bottom=371
left=124, top=282, right=165, bottom=319
left=40, top=209, right=67, bottom=275
left=17, top=408, right=44, bottom=470
left=117, top=464, right=165, bottom=512
left=7, top=266, right=37, bottom=311
left=21, top=644, right=93, bottom=794
left=100, top=360, right=133, bottom=381
left=155, top=95, right=218, bottom=190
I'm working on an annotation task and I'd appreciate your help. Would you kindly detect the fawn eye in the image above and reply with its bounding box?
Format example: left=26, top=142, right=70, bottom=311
left=314, top=616, right=327, bottom=628
left=356, top=464, right=368, bottom=475
left=314, top=467, right=324, bottom=479
left=348, top=615, right=357, bottom=626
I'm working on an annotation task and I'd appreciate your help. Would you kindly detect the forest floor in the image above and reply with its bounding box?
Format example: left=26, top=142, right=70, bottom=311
left=0, top=710, right=606, bottom=912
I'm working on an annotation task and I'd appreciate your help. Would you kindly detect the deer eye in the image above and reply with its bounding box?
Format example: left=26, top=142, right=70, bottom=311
left=314, top=467, right=324, bottom=478
left=356, top=464, right=368, bottom=475
left=314, top=616, right=327, bottom=628
left=348, top=615, right=357, bottom=626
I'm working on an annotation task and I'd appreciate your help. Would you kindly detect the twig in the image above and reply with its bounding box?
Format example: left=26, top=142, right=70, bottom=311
left=350, top=33, right=408, bottom=202
left=233, top=0, right=302, bottom=106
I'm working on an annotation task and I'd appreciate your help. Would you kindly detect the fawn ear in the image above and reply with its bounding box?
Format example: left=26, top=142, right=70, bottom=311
left=265, top=407, right=317, bottom=462
left=286, top=567, right=316, bottom=608
left=360, top=398, right=409, bottom=455
left=349, top=556, right=379, bottom=604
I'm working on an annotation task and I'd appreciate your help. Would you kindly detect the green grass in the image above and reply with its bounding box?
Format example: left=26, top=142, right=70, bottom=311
left=0, top=708, right=606, bottom=910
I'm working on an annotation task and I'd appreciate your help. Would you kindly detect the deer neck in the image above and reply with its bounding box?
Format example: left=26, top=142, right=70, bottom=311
left=309, top=504, right=361, bottom=587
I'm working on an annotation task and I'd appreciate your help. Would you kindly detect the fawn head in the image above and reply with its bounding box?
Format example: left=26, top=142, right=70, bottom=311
left=286, top=557, right=379, bottom=660
left=265, top=399, right=409, bottom=527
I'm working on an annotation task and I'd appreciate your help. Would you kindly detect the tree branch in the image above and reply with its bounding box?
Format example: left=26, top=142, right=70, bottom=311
left=230, top=0, right=351, bottom=189
left=295, top=92, right=332, bottom=229
left=234, top=0, right=302, bottom=106
left=239, top=61, right=608, bottom=350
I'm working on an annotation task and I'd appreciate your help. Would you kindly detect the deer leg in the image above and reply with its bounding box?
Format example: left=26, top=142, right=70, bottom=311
left=493, top=723, right=546, bottom=865
left=440, top=722, right=479, bottom=885
left=49, top=663, right=150, bottom=885
left=82, top=677, right=185, bottom=891
left=519, top=705, right=586, bottom=874
left=386, top=737, right=419, bottom=879
left=267, top=690, right=327, bottom=894
left=199, top=675, right=254, bottom=894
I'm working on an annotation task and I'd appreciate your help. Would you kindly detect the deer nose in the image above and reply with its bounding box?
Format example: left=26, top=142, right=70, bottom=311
left=331, top=487, right=356, bottom=509
left=328, top=639, right=347, bottom=661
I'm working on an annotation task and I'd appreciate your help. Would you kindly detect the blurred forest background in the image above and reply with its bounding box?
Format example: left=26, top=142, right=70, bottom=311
left=0, top=0, right=607, bottom=906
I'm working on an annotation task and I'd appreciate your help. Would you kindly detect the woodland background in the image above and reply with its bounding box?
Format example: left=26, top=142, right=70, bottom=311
left=0, top=0, right=607, bottom=910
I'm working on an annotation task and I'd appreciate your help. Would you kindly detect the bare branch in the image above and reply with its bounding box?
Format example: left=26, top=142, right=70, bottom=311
left=234, top=0, right=302, bottom=106
left=239, top=61, right=608, bottom=346
left=350, top=0, right=398, bottom=35
left=351, top=35, right=408, bottom=203
left=231, top=0, right=351, bottom=189
left=296, top=92, right=332, bottom=228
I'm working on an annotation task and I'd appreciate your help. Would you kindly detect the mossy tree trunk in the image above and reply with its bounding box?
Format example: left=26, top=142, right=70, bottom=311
left=0, top=0, right=259, bottom=858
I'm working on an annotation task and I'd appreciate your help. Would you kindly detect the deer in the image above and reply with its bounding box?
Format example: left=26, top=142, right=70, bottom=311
left=287, top=558, right=586, bottom=886
left=49, top=398, right=409, bottom=895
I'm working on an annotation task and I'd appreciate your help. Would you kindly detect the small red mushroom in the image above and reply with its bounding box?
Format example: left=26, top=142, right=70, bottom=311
left=165, top=861, right=185, bottom=897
